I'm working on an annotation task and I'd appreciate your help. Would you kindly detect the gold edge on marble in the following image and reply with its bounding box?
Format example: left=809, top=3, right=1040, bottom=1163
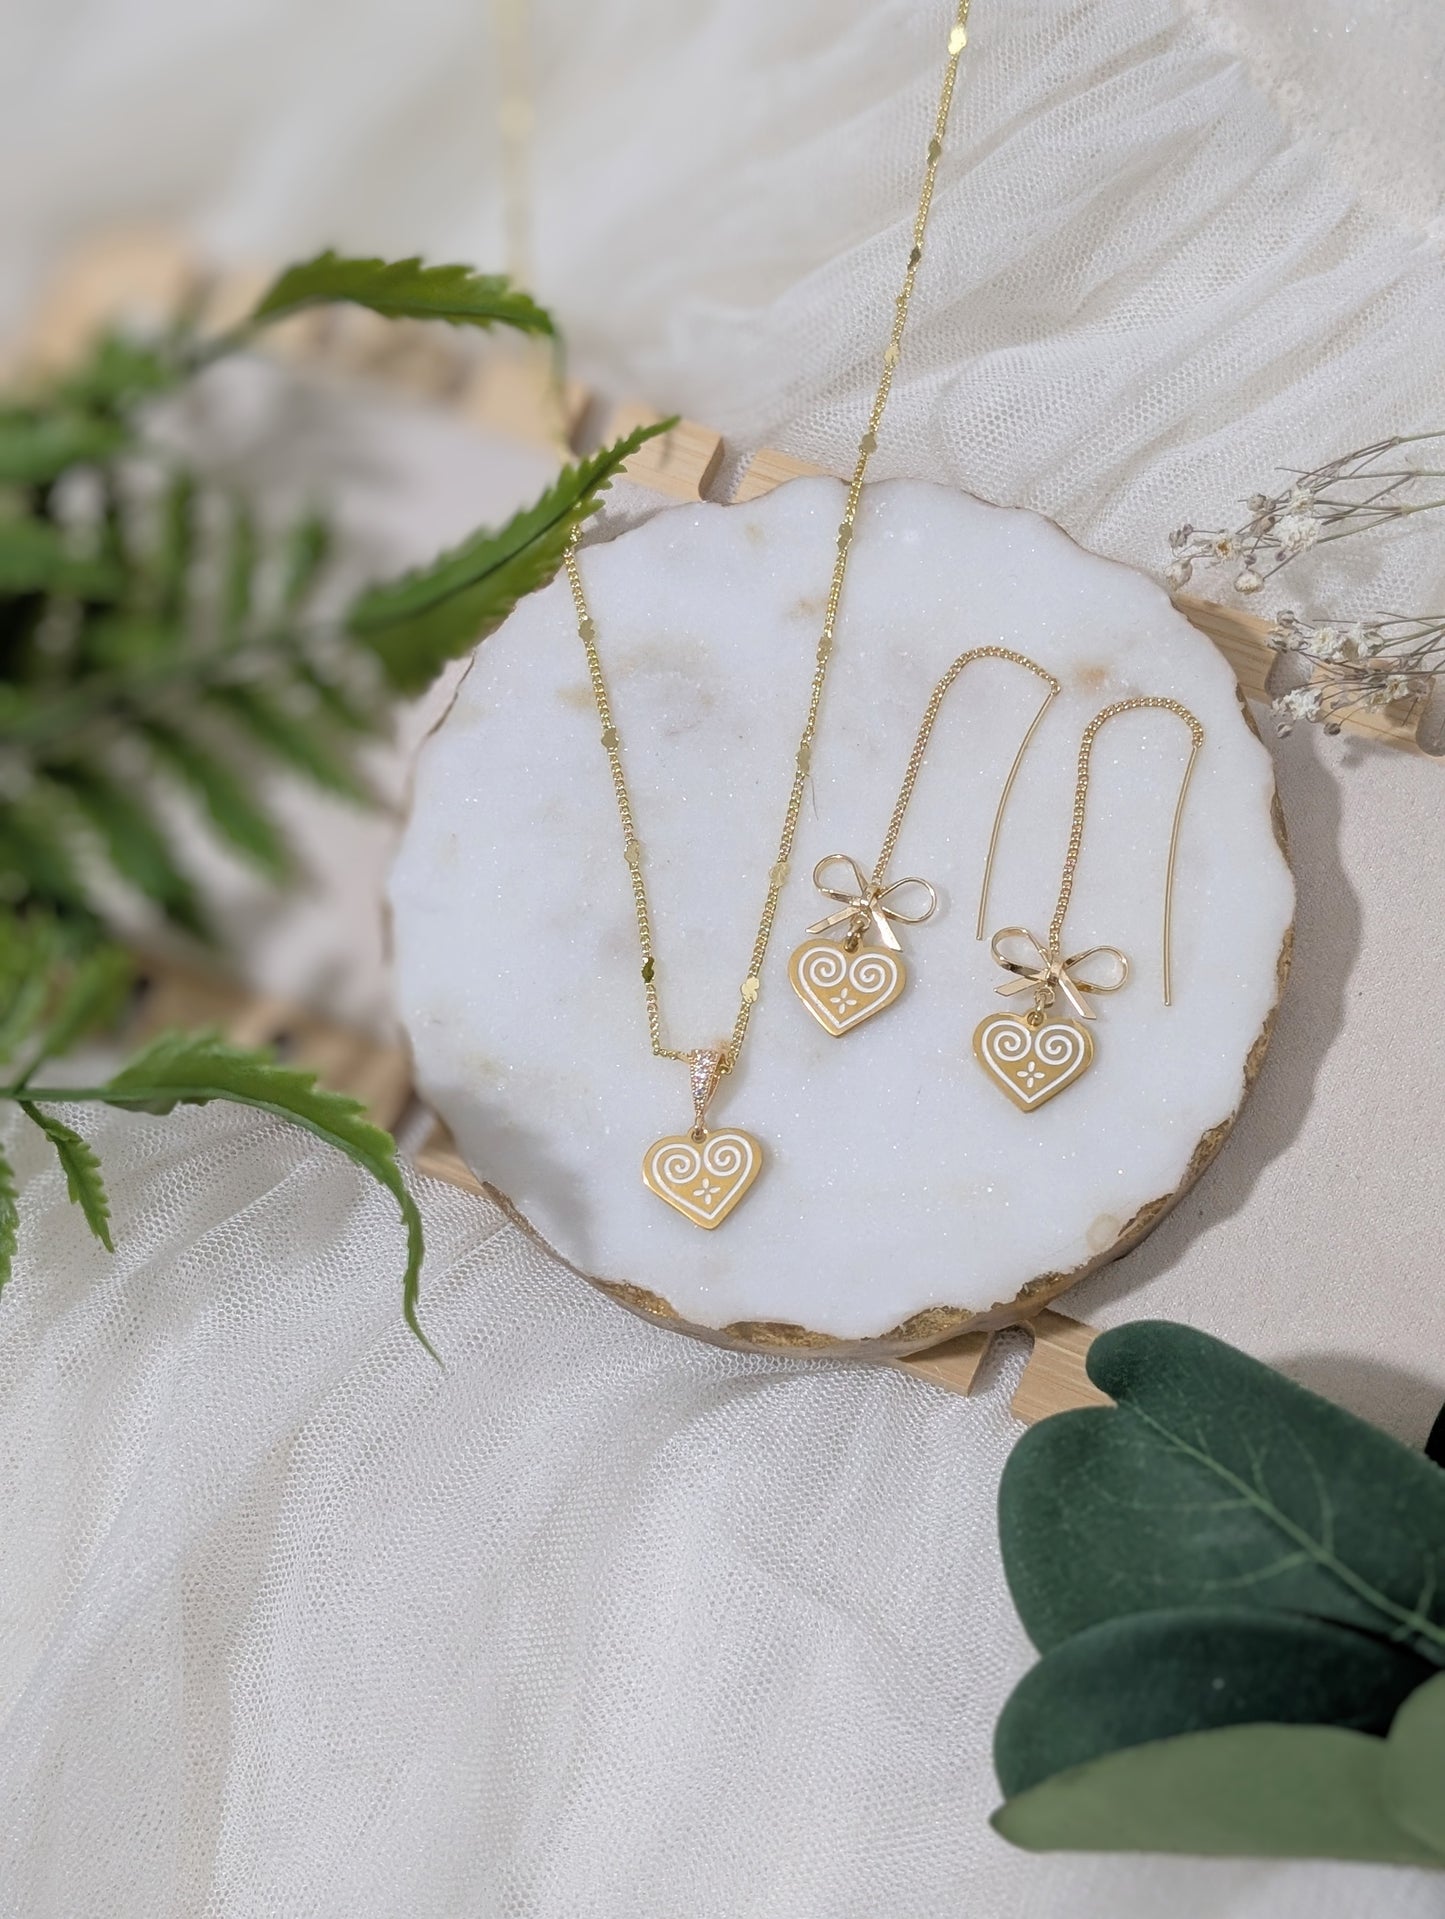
left=467, top=914, right=1292, bottom=1362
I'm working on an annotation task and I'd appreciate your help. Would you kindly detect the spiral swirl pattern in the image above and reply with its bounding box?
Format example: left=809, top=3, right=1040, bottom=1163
left=788, top=940, right=906, bottom=1036
left=643, top=1129, right=763, bottom=1228
left=973, top=1014, right=1093, bottom=1111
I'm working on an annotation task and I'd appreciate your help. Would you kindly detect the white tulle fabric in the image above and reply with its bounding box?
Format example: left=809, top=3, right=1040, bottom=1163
left=2, top=1, right=1445, bottom=1914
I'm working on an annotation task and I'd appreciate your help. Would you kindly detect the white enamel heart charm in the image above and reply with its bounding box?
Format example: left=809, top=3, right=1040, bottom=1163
left=642, top=1128, right=763, bottom=1228
left=972, top=1012, right=1094, bottom=1111
left=788, top=939, right=907, bottom=1037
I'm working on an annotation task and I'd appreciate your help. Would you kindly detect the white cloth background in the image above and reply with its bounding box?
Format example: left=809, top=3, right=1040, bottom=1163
left=2, top=1, right=1445, bottom=1914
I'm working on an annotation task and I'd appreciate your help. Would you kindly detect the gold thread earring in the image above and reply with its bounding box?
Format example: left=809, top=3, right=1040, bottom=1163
left=788, top=648, right=1060, bottom=1037
left=973, top=695, right=1205, bottom=1110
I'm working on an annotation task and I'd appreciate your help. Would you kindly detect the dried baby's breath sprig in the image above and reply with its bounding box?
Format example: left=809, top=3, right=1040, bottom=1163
left=1165, top=431, right=1445, bottom=593
left=1267, top=610, right=1439, bottom=735
left=1165, top=431, right=1445, bottom=737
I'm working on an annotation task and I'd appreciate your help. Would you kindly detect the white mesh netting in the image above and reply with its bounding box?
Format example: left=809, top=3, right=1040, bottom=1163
left=3, top=0, right=1445, bottom=1912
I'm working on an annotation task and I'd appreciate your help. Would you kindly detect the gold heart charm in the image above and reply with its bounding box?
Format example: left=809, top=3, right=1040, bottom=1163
left=642, top=1128, right=763, bottom=1228
left=788, top=939, right=907, bottom=1037
left=973, top=1012, right=1094, bottom=1111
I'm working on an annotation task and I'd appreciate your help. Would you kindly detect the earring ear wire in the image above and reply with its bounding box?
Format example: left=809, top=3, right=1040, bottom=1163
left=975, top=665, right=1059, bottom=941
left=1069, top=698, right=1204, bottom=1006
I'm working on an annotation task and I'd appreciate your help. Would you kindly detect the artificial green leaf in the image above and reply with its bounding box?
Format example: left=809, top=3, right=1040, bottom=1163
left=142, top=719, right=291, bottom=879
left=999, top=1321, right=1445, bottom=1664
left=208, top=682, right=368, bottom=801
left=0, top=409, right=129, bottom=485
left=88, top=1030, right=429, bottom=1351
left=54, top=332, right=180, bottom=411
left=46, top=765, right=207, bottom=938
left=992, top=1721, right=1444, bottom=1867
left=994, top=1608, right=1432, bottom=1798
left=282, top=512, right=331, bottom=609
left=25, top=941, right=133, bottom=1075
left=0, top=519, right=122, bottom=600
left=1383, top=1671, right=1445, bottom=1854
left=346, top=420, right=672, bottom=694
left=223, top=500, right=256, bottom=636
left=0, top=1143, right=17, bottom=1295
left=151, top=469, right=196, bottom=622
left=78, top=615, right=179, bottom=671
left=0, top=914, right=63, bottom=1065
left=19, top=1103, right=113, bottom=1251
left=295, top=661, right=379, bottom=735
left=0, top=799, right=97, bottom=917
left=247, top=250, right=553, bottom=337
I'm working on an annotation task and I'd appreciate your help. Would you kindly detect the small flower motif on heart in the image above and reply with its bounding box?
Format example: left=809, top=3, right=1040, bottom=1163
left=1018, top=1062, right=1044, bottom=1090
left=692, top=1177, right=721, bottom=1207
left=830, top=989, right=859, bottom=1012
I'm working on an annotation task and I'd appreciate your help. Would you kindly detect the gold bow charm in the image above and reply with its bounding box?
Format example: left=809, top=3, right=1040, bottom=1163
left=989, top=927, right=1129, bottom=1022
left=806, top=855, right=937, bottom=952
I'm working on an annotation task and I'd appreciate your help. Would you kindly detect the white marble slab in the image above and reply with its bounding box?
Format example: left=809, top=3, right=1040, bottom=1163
left=391, top=479, right=1294, bottom=1347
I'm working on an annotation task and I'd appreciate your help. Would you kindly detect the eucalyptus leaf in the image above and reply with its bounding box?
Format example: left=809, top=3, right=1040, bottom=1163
left=999, top=1321, right=1445, bottom=1664
left=247, top=251, right=553, bottom=338
left=994, top=1608, right=1433, bottom=1798
left=1383, top=1671, right=1445, bottom=1854
left=992, top=1722, right=1444, bottom=1866
left=346, top=420, right=672, bottom=693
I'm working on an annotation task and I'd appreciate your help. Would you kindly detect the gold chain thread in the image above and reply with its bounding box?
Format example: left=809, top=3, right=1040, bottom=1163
left=866, top=647, right=1059, bottom=927
left=565, top=0, right=974, bottom=1075
left=1047, top=696, right=1205, bottom=1007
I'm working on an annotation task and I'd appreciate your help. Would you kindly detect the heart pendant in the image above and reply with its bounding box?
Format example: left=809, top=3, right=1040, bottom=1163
left=642, top=1128, right=763, bottom=1228
left=788, top=939, right=906, bottom=1037
left=973, top=1012, right=1094, bottom=1111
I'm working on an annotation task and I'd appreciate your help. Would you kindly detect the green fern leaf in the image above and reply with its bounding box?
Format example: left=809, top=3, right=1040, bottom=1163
left=223, top=501, right=257, bottom=636
left=294, top=661, right=380, bottom=735
left=0, top=409, right=129, bottom=485
left=345, top=420, right=672, bottom=694
left=19, top=1104, right=113, bottom=1250
left=248, top=251, right=553, bottom=338
left=282, top=512, right=331, bottom=609
left=0, top=915, right=64, bottom=1067
left=55, top=333, right=181, bottom=411
left=142, top=719, right=292, bottom=879
left=151, top=470, right=197, bottom=622
left=0, top=520, right=123, bottom=600
left=96, top=1030, right=430, bottom=1351
left=0, top=1144, right=17, bottom=1295
left=208, top=683, right=369, bottom=801
left=26, top=941, right=133, bottom=1075
left=0, top=799, right=97, bottom=918
left=46, top=765, right=208, bottom=938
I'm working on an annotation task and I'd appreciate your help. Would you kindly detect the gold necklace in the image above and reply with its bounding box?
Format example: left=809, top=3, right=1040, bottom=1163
left=973, top=696, right=1204, bottom=1110
left=787, top=647, right=1059, bottom=1037
left=565, top=0, right=974, bottom=1230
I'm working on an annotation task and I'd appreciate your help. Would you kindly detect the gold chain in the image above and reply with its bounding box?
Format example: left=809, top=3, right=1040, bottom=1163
left=566, top=0, right=974, bottom=1075
left=1047, top=695, right=1204, bottom=1002
left=870, top=647, right=1059, bottom=896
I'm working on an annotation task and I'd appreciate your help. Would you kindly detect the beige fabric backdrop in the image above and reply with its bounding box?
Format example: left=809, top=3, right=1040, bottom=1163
left=1, top=0, right=1444, bottom=1913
